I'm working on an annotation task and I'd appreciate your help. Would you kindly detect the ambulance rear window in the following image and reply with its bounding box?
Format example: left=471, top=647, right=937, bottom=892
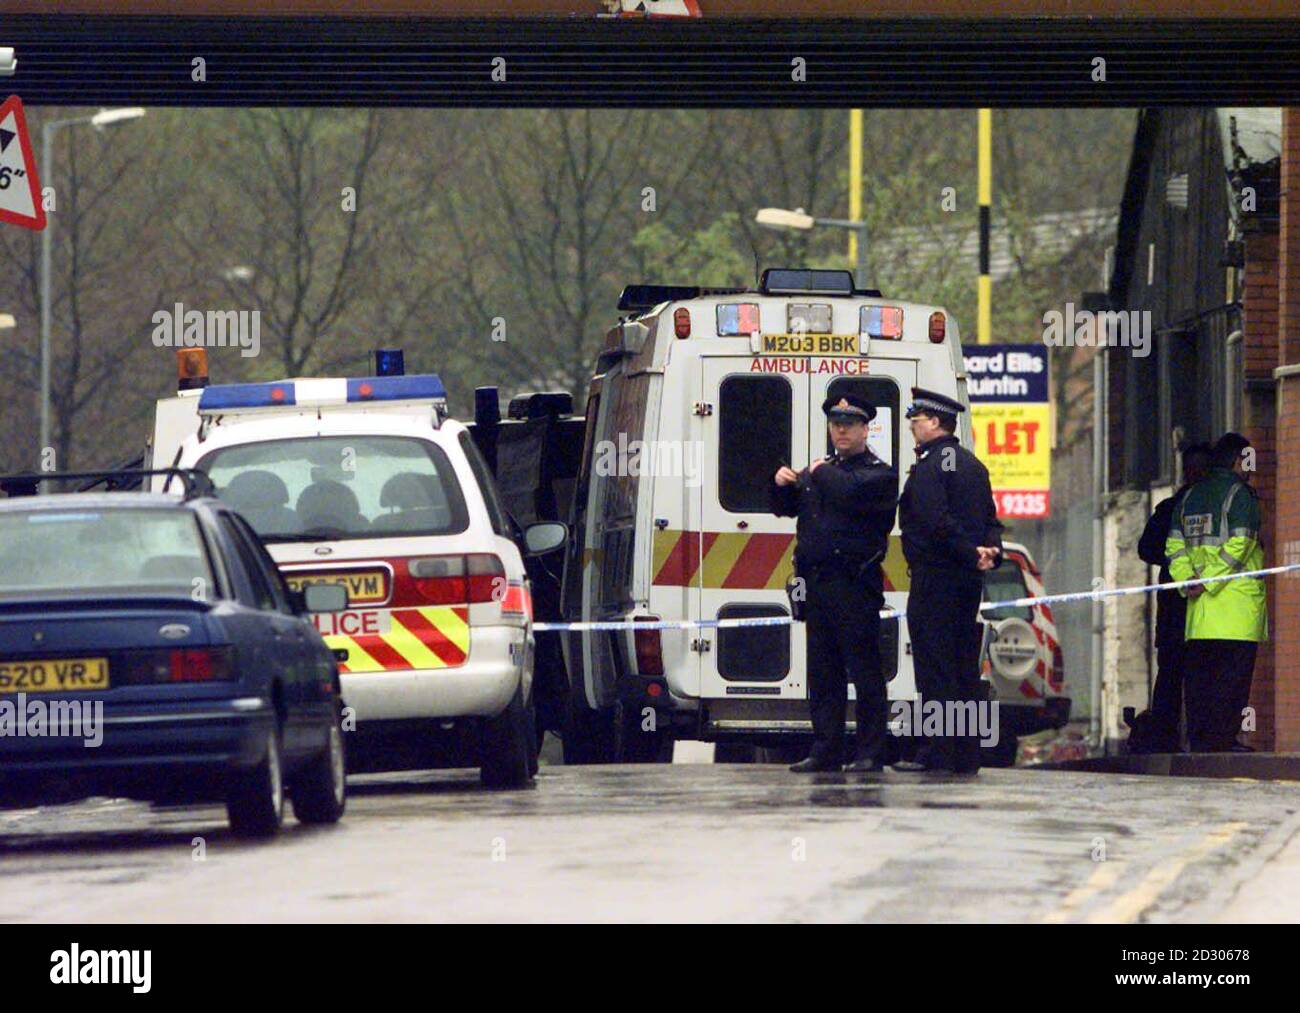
left=198, top=435, right=469, bottom=542
left=719, top=375, right=792, bottom=513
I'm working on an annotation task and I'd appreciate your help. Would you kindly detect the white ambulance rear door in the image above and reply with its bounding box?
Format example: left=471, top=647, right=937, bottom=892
left=696, top=356, right=809, bottom=701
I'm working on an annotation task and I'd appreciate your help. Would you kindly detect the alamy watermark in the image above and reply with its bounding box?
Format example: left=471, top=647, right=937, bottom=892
left=592, top=435, right=704, bottom=488
left=151, top=301, right=260, bottom=358
left=0, top=693, right=103, bottom=748
left=1042, top=302, right=1151, bottom=359
left=890, top=696, right=1000, bottom=747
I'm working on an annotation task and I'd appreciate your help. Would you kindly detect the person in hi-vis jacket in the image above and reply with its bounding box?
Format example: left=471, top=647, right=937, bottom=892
left=1165, top=432, right=1266, bottom=753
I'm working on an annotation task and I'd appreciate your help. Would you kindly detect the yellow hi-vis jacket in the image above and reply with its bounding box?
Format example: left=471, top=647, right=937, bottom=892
left=1165, top=468, right=1267, bottom=642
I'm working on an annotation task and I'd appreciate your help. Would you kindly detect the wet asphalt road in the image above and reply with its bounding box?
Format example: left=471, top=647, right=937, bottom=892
left=2, top=762, right=1298, bottom=923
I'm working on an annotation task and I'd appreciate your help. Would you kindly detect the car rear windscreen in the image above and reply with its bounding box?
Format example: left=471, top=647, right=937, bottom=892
left=0, top=508, right=214, bottom=599
left=198, top=435, right=469, bottom=542
left=982, top=559, right=1032, bottom=622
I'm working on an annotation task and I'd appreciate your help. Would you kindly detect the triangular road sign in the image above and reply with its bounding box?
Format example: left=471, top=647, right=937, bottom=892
left=0, top=95, right=46, bottom=231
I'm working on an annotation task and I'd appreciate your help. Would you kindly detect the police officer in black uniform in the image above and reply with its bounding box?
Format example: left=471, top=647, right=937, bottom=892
left=895, top=388, right=1003, bottom=774
left=771, top=394, right=898, bottom=773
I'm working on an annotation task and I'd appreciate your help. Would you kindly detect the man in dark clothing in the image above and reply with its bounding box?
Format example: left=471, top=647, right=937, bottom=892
left=1132, top=442, right=1212, bottom=753
left=771, top=394, right=898, bottom=773
left=894, top=388, right=1003, bottom=774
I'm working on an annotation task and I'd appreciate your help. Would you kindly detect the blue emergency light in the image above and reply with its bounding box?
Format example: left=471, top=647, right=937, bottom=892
left=346, top=374, right=446, bottom=401
left=198, top=381, right=296, bottom=411
left=373, top=348, right=405, bottom=376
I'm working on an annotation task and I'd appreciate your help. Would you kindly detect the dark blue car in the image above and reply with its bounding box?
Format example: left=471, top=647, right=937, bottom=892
left=0, top=471, right=349, bottom=837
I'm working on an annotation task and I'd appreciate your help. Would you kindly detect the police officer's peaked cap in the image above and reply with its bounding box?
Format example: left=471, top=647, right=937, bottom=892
left=905, top=387, right=965, bottom=419
left=821, top=394, right=876, bottom=423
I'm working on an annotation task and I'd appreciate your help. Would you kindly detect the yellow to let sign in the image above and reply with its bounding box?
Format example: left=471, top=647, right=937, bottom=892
left=759, top=334, right=860, bottom=356
left=970, top=403, right=1051, bottom=517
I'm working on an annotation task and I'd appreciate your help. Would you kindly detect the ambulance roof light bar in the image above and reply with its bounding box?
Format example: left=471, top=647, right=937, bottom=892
left=759, top=268, right=855, bottom=297
left=617, top=284, right=748, bottom=312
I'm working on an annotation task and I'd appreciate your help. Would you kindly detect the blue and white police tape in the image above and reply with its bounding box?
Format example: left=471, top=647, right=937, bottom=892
left=528, top=561, right=1300, bottom=632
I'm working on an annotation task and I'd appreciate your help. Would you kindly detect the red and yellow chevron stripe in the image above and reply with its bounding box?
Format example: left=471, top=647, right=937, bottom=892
left=650, top=529, right=910, bottom=591
left=325, top=607, right=470, bottom=674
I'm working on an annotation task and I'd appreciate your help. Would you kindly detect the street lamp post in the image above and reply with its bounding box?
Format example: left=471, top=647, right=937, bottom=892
left=39, top=107, right=145, bottom=464
left=754, top=206, right=869, bottom=289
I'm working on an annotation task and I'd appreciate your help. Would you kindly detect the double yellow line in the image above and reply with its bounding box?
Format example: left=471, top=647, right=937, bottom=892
left=1042, top=822, right=1248, bottom=924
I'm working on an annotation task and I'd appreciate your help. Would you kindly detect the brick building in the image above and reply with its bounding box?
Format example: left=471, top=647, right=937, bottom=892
left=1105, top=107, right=1300, bottom=750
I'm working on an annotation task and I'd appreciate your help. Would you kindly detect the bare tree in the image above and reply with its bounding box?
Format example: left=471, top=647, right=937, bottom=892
left=0, top=108, right=189, bottom=471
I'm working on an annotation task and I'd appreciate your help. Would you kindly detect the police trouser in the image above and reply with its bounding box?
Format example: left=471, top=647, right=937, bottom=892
left=1150, top=640, right=1188, bottom=744
left=907, top=567, right=985, bottom=770
left=803, top=563, right=887, bottom=763
left=1185, top=639, right=1257, bottom=753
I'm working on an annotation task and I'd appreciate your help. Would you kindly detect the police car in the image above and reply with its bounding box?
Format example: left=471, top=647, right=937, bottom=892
left=558, top=268, right=977, bottom=763
left=149, top=352, right=567, bottom=787
left=979, top=540, right=1071, bottom=764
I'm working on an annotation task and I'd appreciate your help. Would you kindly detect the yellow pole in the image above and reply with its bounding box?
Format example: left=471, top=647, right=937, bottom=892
left=849, top=109, right=863, bottom=273
left=977, top=108, right=992, bottom=345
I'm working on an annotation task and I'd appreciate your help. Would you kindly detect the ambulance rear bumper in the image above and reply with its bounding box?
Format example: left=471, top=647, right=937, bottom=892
left=339, top=626, right=527, bottom=722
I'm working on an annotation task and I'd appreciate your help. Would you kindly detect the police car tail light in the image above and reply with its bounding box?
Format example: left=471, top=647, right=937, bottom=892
left=634, top=616, right=665, bottom=676
left=406, top=555, right=467, bottom=604
left=928, top=311, right=947, bottom=343
left=860, top=305, right=903, bottom=341
left=169, top=646, right=234, bottom=683
left=673, top=307, right=691, bottom=339
left=716, top=303, right=760, bottom=336
left=465, top=553, right=507, bottom=603
left=405, top=554, right=505, bottom=605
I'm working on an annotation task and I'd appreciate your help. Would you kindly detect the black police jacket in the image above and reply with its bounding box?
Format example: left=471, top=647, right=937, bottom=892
left=898, top=434, right=1003, bottom=573
left=770, top=449, right=898, bottom=571
left=1137, top=487, right=1191, bottom=648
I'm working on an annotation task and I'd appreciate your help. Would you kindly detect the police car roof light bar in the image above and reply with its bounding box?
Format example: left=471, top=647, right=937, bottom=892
left=0, top=468, right=216, bottom=500
left=198, top=374, right=446, bottom=413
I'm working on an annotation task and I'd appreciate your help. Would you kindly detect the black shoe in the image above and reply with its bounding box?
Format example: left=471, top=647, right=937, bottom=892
left=789, top=755, right=842, bottom=773
left=891, top=759, right=928, bottom=772
left=844, top=757, right=883, bottom=773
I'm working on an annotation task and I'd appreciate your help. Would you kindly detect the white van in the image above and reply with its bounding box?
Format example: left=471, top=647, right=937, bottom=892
left=558, top=269, right=974, bottom=762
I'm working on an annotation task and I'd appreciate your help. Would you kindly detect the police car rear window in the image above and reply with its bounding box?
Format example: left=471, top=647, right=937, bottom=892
left=198, top=435, right=469, bottom=542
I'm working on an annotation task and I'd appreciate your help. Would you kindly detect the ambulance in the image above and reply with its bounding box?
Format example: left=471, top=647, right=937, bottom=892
left=558, top=268, right=975, bottom=763
left=147, top=351, right=566, bottom=787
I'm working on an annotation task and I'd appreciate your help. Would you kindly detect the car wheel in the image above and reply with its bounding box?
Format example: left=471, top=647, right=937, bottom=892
left=525, top=691, right=540, bottom=777
left=481, top=680, right=534, bottom=789
left=227, top=727, right=285, bottom=838
left=560, top=681, right=601, bottom=765
left=291, top=715, right=347, bottom=825
left=613, top=700, right=672, bottom=763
